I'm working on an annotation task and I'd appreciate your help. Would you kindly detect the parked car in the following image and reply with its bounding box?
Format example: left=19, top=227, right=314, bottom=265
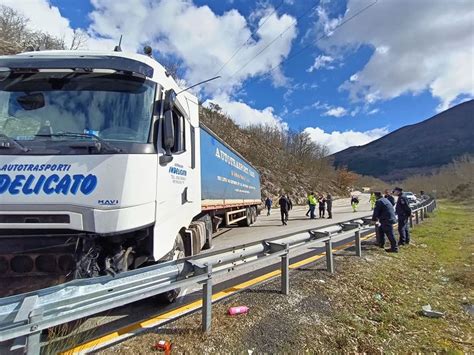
left=405, top=192, right=418, bottom=204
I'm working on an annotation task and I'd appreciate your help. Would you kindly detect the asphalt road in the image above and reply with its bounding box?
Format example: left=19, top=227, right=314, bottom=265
left=0, top=194, right=374, bottom=353
left=49, top=195, right=373, bottom=349
left=211, top=193, right=372, bottom=249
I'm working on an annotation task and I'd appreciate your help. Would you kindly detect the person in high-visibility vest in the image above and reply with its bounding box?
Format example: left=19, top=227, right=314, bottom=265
left=370, top=192, right=376, bottom=210
left=351, top=195, right=359, bottom=212
left=308, top=192, right=317, bottom=219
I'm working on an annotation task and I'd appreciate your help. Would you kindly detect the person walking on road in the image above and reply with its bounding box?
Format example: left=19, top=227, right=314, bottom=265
left=265, top=196, right=272, bottom=216
left=326, top=194, right=333, bottom=219
left=284, top=194, right=293, bottom=222
left=393, top=187, right=412, bottom=245
left=308, top=192, right=317, bottom=219
left=351, top=195, right=359, bottom=212
left=370, top=192, right=376, bottom=210
left=384, top=189, right=395, bottom=206
left=318, top=194, right=326, bottom=218
left=279, top=194, right=290, bottom=226
left=305, top=192, right=311, bottom=217
left=372, top=191, right=398, bottom=253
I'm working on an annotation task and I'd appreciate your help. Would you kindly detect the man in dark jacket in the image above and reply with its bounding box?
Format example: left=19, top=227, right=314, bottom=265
left=279, top=194, right=290, bottom=226
left=393, top=187, right=412, bottom=245
left=318, top=195, right=326, bottom=218
left=285, top=194, right=293, bottom=222
left=384, top=189, right=396, bottom=206
left=265, top=197, right=272, bottom=216
left=372, top=191, right=398, bottom=252
left=326, top=194, right=333, bottom=219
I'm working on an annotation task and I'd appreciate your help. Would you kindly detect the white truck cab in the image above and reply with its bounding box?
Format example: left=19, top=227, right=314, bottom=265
left=0, top=50, right=206, bottom=295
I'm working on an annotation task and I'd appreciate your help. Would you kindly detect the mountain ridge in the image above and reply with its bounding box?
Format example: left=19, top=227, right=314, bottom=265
left=331, top=100, right=474, bottom=181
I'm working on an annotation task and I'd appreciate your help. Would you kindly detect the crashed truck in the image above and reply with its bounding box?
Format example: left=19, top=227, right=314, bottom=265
left=0, top=50, right=261, bottom=299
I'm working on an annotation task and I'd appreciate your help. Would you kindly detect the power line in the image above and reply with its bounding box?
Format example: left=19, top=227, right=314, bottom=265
left=227, top=0, right=321, bottom=80
left=263, top=0, right=379, bottom=79
left=214, top=0, right=285, bottom=76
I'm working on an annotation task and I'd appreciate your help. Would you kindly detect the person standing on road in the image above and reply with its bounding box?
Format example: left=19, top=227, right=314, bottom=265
left=326, top=194, right=333, bottom=219
left=305, top=192, right=311, bottom=217
left=308, top=192, right=317, bottom=219
left=318, top=194, right=326, bottom=218
left=279, top=194, right=290, bottom=226
left=393, top=187, right=412, bottom=245
left=384, top=189, right=395, bottom=206
left=265, top=196, right=272, bottom=216
left=370, top=192, right=376, bottom=210
left=284, top=194, right=293, bottom=222
left=351, top=195, right=359, bottom=212
left=372, top=191, right=398, bottom=253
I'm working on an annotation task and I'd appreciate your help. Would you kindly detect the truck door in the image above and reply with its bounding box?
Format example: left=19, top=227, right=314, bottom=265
left=154, top=101, right=200, bottom=260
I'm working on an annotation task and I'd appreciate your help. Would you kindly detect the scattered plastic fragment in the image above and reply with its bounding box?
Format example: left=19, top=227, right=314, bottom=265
left=154, top=340, right=172, bottom=354
left=421, top=304, right=444, bottom=318
left=374, top=293, right=383, bottom=301
left=228, top=306, right=249, bottom=315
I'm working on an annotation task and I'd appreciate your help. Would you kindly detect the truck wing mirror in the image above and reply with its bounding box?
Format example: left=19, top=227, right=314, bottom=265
left=160, top=109, right=174, bottom=165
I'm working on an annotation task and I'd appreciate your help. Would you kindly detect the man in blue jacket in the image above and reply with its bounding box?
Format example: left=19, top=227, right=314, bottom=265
left=372, top=191, right=398, bottom=253
left=393, top=187, right=412, bottom=245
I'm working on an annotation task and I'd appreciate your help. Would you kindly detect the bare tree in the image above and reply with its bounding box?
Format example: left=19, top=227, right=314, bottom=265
left=69, top=29, right=88, bottom=50
left=0, top=5, right=87, bottom=55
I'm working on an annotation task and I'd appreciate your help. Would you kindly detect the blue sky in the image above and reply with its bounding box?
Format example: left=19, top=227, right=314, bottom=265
left=5, top=0, right=473, bottom=153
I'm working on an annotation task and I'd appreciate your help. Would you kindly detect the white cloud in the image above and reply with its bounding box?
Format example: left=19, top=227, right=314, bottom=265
left=4, top=0, right=299, bottom=130
left=322, top=106, right=347, bottom=117
left=316, top=0, right=474, bottom=111
left=2, top=0, right=75, bottom=44
left=205, top=95, right=287, bottom=130
left=86, top=0, right=298, bottom=95
left=304, top=127, right=388, bottom=153
left=307, top=54, right=334, bottom=72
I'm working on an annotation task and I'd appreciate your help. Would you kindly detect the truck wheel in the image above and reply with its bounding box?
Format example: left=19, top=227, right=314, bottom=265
left=238, top=208, right=252, bottom=227
left=155, top=234, right=185, bottom=304
left=250, top=207, right=257, bottom=224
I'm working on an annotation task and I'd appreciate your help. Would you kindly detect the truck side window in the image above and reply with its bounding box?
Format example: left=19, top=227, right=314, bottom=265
left=164, top=109, right=186, bottom=153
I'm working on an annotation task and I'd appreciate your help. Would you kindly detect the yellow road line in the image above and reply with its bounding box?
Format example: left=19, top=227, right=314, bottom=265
left=63, top=232, right=375, bottom=354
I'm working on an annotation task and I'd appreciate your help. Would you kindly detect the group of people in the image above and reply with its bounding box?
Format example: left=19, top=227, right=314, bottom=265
left=371, top=187, right=412, bottom=253
left=265, top=192, right=333, bottom=226
left=306, top=193, right=333, bottom=220
left=265, top=194, right=293, bottom=225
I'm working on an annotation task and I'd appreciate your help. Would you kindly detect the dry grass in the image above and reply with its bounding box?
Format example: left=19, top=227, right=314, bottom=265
left=103, top=201, right=473, bottom=354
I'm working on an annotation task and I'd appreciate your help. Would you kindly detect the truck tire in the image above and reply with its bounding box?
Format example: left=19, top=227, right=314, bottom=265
left=250, top=206, right=257, bottom=224
left=238, top=208, right=252, bottom=227
left=155, top=234, right=185, bottom=304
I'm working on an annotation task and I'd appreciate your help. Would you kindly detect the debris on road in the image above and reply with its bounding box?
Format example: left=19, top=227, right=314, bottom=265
left=421, top=304, right=444, bottom=318
left=228, top=306, right=249, bottom=315
left=153, top=340, right=172, bottom=354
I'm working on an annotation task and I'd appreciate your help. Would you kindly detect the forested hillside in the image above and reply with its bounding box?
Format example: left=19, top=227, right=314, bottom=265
left=200, top=104, right=360, bottom=203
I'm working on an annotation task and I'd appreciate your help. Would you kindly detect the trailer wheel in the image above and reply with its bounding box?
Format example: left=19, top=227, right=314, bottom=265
left=155, top=234, right=185, bottom=304
left=250, top=206, right=257, bottom=224
left=238, top=208, right=252, bottom=227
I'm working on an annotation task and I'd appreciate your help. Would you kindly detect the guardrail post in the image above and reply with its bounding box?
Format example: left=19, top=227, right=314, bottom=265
left=415, top=210, right=419, bottom=225
left=409, top=214, right=414, bottom=228
left=281, top=243, right=290, bottom=295
left=355, top=229, right=362, bottom=257
left=202, top=263, right=213, bottom=333
left=325, top=238, right=334, bottom=273
left=420, top=208, right=424, bottom=221
left=23, top=307, right=43, bottom=355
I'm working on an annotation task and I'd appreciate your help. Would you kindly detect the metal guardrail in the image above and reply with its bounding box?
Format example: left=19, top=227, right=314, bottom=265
left=0, top=198, right=436, bottom=354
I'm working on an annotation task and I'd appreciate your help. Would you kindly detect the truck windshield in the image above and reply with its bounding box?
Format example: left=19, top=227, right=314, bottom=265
left=0, top=72, right=156, bottom=150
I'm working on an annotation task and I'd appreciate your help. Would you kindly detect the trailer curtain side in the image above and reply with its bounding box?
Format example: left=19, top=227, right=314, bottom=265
left=199, top=124, right=261, bottom=210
